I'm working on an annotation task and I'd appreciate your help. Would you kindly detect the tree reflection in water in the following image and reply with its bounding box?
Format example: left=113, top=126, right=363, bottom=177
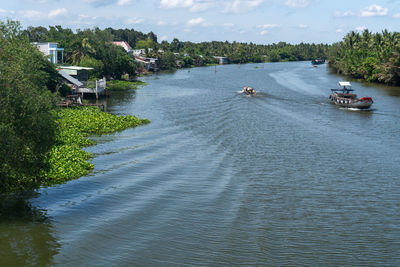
left=0, top=193, right=59, bottom=266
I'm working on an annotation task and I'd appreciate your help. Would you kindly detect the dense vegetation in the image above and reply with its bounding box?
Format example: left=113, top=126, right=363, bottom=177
left=0, top=20, right=59, bottom=194
left=158, top=39, right=329, bottom=66
left=23, top=26, right=329, bottom=73
left=24, top=26, right=136, bottom=79
left=0, top=20, right=150, bottom=195
left=328, top=30, right=400, bottom=86
left=41, top=107, right=149, bottom=185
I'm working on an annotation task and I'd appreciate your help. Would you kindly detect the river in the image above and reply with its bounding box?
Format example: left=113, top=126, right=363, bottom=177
left=1, top=62, right=400, bottom=266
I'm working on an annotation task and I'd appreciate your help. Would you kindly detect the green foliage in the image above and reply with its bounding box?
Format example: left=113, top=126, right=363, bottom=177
left=41, top=107, right=150, bottom=185
left=158, top=39, right=329, bottom=66
left=22, top=24, right=330, bottom=74
left=328, top=29, right=400, bottom=85
left=59, top=83, right=72, bottom=97
left=0, top=20, right=58, bottom=194
left=78, top=56, right=104, bottom=79
left=24, top=26, right=137, bottom=80
left=136, top=39, right=157, bottom=49
left=158, top=51, right=177, bottom=70
left=106, top=80, right=147, bottom=91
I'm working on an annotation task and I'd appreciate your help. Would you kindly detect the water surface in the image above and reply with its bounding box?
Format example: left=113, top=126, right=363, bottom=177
left=2, top=62, right=400, bottom=266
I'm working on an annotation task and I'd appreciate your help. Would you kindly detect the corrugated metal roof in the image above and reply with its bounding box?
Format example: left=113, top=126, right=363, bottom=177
left=58, top=66, right=94, bottom=71
left=58, top=70, right=83, bottom=87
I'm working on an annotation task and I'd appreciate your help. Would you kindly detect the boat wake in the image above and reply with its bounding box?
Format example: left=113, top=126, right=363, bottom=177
left=340, top=107, right=374, bottom=112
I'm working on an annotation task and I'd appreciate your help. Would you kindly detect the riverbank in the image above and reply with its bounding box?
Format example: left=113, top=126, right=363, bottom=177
left=40, top=107, right=149, bottom=186
left=106, top=80, right=147, bottom=91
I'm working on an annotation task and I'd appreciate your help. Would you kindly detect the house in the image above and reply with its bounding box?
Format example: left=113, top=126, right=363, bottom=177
left=33, top=42, right=64, bottom=64
left=112, top=41, right=132, bottom=52
left=134, top=55, right=159, bottom=71
left=213, top=56, right=229, bottom=65
left=57, top=66, right=106, bottom=99
left=57, top=66, right=93, bottom=83
left=130, top=49, right=146, bottom=56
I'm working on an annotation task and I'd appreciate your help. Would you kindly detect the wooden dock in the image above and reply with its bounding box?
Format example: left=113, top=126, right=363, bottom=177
left=57, top=95, right=105, bottom=111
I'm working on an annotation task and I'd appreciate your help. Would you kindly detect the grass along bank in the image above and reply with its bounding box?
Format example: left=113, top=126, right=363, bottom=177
left=40, top=107, right=149, bottom=186
left=106, top=80, right=147, bottom=91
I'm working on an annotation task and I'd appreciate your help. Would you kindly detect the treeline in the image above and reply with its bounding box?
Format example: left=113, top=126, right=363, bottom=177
left=23, top=25, right=329, bottom=73
left=158, top=39, right=329, bottom=65
left=328, top=29, right=400, bottom=86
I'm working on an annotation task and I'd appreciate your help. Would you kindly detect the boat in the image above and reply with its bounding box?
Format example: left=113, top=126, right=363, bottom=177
left=329, top=81, right=373, bottom=109
left=311, top=59, right=325, bottom=65
left=243, top=86, right=256, bottom=95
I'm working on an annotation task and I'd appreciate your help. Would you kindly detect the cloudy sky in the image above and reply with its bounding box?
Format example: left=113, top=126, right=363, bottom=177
left=1, top=0, right=399, bottom=44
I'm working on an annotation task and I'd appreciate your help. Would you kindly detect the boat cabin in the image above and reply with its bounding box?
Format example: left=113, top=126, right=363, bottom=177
left=331, top=81, right=357, bottom=98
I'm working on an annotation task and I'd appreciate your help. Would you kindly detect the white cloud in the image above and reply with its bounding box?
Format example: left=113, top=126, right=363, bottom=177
left=298, top=24, right=308, bottom=28
left=187, top=17, right=205, bottom=26
left=159, top=0, right=264, bottom=13
left=360, top=4, right=388, bottom=17
left=160, top=35, right=168, bottom=41
left=48, top=8, right=68, bottom=18
left=125, top=17, right=144, bottom=24
left=334, top=10, right=355, bottom=17
left=336, top=28, right=343, bottom=33
left=160, top=0, right=194, bottom=9
left=117, top=0, right=132, bottom=5
left=355, top=26, right=367, bottom=32
left=190, top=2, right=215, bottom=12
left=157, top=20, right=167, bottom=26
left=159, top=0, right=215, bottom=12
left=257, top=24, right=278, bottom=29
left=223, top=0, right=264, bottom=13
left=223, top=23, right=234, bottom=27
left=394, top=13, right=400, bottom=18
left=19, top=10, right=43, bottom=19
left=284, top=0, right=310, bottom=8
left=71, top=14, right=96, bottom=25
left=260, top=30, right=269, bottom=35
left=0, top=9, right=7, bottom=13
left=27, top=0, right=49, bottom=3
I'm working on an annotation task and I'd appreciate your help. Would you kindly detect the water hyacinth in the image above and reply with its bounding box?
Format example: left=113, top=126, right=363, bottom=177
left=106, top=80, right=147, bottom=91
left=41, top=107, right=149, bottom=186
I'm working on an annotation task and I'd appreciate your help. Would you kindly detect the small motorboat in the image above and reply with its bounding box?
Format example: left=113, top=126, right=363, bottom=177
left=311, top=59, right=325, bottom=65
left=329, top=81, right=373, bottom=109
left=243, top=86, right=256, bottom=96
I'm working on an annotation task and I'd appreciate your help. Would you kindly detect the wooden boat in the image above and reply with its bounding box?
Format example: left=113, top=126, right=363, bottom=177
left=243, top=86, right=256, bottom=96
left=311, top=59, right=325, bottom=65
left=329, top=81, right=373, bottom=109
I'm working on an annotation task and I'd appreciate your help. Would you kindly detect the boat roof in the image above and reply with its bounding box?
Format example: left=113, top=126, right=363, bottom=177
left=339, top=81, right=351, bottom=87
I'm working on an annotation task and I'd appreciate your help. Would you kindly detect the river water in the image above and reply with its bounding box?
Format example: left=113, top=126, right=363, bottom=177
left=2, top=62, right=400, bottom=266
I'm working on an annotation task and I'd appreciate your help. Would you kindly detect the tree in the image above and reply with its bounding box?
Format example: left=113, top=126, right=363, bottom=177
left=0, top=20, right=57, bottom=194
left=328, top=29, right=400, bottom=85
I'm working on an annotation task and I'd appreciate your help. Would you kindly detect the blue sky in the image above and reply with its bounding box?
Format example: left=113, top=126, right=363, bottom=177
left=1, top=0, right=399, bottom=44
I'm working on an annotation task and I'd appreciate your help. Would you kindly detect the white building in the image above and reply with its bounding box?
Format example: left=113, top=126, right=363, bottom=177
left=131, top=49, right=146, bottom=56
left=112, top=41, right=132, bottom=52
left=33, top=42, right=64, bottom=64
